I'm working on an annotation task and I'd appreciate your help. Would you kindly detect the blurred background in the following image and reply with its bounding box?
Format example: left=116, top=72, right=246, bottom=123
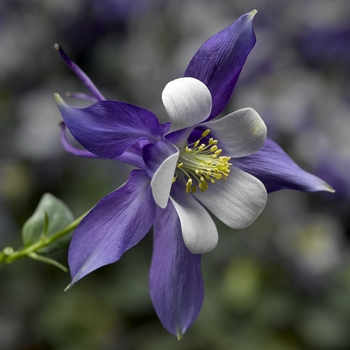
left=1, top=0, right=350, bottom=349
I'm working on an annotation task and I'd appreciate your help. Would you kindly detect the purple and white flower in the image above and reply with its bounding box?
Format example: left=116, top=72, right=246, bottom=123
left=55, top=11, right=333, bottom=337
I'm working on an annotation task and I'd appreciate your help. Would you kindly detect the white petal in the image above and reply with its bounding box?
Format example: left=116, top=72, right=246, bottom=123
left=203, top=108, right=266, bottom=157
left=162, top=77, right=212, bottom=133
left=151, top=150, right=179, bottom=209
left=170, top=186, right=218, bottom=254
left=193, top=167, right=267, bottom=229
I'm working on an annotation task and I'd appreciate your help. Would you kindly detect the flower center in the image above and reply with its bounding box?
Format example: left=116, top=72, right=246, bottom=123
left=173, top=129, right=232, bottom=193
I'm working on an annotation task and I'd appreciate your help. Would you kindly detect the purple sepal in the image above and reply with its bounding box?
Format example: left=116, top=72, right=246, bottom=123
left=60, top=122, right=146, bottom=168
left=150, top=202, right=204, bottom=338
left=68, top=169, right=155, bottom=285
left=234, top=138, right=334, bottom=193
left=56, top=98, right=162, bottom=159
left=143, top=140, right=177, bottom=176
left=184, top=11, right=256, bottom=120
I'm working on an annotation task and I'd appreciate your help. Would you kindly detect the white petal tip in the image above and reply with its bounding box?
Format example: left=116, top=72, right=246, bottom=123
left=185, top=237, right=218, bottom=254
left=162, top=77, right=212, bottom=133
left=193, top=168, right=267, bottom=230
left=183, top=218, right=219, bottom=254
left=170, top=191, right=219, bottom=254
left=151, top=151, right=179, bottom=209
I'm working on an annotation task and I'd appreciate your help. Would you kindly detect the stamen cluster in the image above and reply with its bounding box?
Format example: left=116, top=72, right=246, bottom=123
left=173, top=129, right=232, bottom=193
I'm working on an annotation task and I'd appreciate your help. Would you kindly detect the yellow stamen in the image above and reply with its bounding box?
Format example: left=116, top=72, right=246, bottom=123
left=202, top=129, right=211, bottom=137
left=186, top=179, right=193, bottom=193
left=174, top=129, right=232, bottom=193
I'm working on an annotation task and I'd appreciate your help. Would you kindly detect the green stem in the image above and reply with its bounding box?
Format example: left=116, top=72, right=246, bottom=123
left=0, top=212, right=87, bottom=267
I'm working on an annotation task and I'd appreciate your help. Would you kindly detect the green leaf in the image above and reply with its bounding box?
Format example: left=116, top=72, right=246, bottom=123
left=22, top=193, right=75, bottom=254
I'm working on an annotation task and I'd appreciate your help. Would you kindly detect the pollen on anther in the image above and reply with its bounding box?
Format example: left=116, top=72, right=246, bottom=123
left=185, top=178, right=193, bottom=193
left=175, top=133, right=232, bottom=194
left=202, top=129, right=211, bottom=137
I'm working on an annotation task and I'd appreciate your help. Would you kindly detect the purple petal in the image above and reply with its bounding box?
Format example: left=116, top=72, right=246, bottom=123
left=160, top=122, right=171, bottom=135
left=150, top=202, right=204, bottom=338
left=184, top=11, right=257, bottom=120
left=55, top=44, right=105, bottom=101
left=114, top=149, right=146, bottom=169
left=234, top=138, right=335, bottom=193
left=67, top=169, right=155, bottom=287
left=55, top=94, right=162, bottom=159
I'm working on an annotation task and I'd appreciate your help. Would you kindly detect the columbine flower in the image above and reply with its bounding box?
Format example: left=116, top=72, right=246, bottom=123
left=54, top=11, right=333, bottom=338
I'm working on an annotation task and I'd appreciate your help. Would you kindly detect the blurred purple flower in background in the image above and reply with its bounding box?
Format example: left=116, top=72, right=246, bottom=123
left=54, top=11, right=333, bottom=337
left=297, top=25, right=350, bottom=70
left=92, top=0, right=154, bottom=20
